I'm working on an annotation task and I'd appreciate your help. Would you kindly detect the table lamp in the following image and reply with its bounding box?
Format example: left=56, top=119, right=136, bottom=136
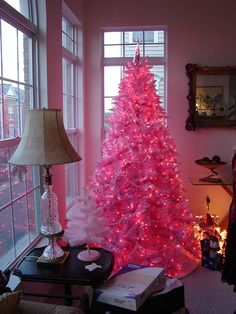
left=9, top=108, right=82, bottom=263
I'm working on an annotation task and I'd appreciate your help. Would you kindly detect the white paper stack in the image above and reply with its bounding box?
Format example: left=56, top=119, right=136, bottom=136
left=95, top=263, right=165, bottom=311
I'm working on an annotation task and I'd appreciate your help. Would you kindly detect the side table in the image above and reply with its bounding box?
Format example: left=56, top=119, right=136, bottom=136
left=13, top=246, right=114, bottom=305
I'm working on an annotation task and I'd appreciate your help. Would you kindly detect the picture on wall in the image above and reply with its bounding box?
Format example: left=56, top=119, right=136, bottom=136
left=196, top=86, right=224, bottom=118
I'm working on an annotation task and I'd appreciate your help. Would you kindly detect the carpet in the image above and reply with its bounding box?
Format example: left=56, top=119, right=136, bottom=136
left=182, top=266, right=236, bottom=314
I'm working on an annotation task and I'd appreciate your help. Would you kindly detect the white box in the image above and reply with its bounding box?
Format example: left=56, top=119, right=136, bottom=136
left=95, top=263, right=165, bottom=311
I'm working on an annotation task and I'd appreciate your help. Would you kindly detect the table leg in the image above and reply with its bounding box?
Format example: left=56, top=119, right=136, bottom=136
left=64, top=283, right=72, bottom=306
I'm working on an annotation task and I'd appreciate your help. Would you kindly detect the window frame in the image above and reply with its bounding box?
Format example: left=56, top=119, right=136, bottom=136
left=62, top=3, right=83, bottom=210
left=0, top=0, right=40, bottom=271
left=0, top=0, right=37, bottom=35
left=102, top=27, right=167, bottom=133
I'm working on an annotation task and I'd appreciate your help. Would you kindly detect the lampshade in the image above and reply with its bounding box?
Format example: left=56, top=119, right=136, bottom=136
left=9, top=108, right=82, bottom=166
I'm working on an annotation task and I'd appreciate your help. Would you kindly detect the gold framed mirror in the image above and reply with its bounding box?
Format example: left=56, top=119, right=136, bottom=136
left=185, top=63, right=236, bottom=130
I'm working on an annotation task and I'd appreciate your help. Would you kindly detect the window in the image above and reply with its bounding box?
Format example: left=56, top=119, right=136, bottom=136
left=3, top=0, right=35, bottom=21
left=0, top=0, right=40, bottom=270
left=62, top=9, right=82, bottom=208
left=103, top=29, right=167, bottom=124
left=132, top=31, right=154, bottom=43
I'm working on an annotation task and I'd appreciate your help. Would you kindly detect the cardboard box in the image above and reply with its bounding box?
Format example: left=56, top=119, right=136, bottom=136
left=202, top=253, right=223, bottom=271
left=144, top=277, right=185, bottom=313
left=95, top=264, right=165, bottom=311
left=92, top=277, right=185, bottom=314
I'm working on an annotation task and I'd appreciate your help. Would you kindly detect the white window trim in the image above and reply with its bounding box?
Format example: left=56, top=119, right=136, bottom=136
left=62, top=2, right=85, bottom=206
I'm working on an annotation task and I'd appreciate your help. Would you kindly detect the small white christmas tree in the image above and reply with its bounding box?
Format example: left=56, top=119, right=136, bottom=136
left=64, top=189, right=107, bottom=261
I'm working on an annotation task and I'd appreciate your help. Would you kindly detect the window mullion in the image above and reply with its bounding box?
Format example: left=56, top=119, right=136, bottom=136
left=122, top=32, right=125, bottom=58
left=16, top=30, right=21, bottom=135
left=32, top=34, right=38, bottom=109
left=62, top=47, right=77, bottom=63
left=0, top=84, right=3, bottom=139
left=7, top=145, right=17, bottom=257
left=24, top=175, right=31, bottom=244
left=103, top=58, right=133, bottom=66
left=142, top=31, right=145, bottom=56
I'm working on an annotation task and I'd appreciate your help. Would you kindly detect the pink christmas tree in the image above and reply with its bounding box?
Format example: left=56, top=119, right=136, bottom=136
left=89, top=47, right=201, bottom=278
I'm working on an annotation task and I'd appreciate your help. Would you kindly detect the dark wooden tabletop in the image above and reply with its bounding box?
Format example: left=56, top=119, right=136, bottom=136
left=13, top=246, right=114, bottom=288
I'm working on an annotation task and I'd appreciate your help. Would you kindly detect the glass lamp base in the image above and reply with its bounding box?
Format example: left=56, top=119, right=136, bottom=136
left=41, top=236, right=65, bottom=262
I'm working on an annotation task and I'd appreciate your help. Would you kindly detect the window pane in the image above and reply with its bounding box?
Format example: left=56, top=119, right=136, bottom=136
left=13, top=196, right=28, bottom=255
left=1, top=82, right=32, bottom=139
left=144, top=31, right=154, bottom=43
left=145, top=44, right=164, bottom=57
left=104, top=66, right=122, bottom=98
left=104, top=64, right=165, bottom=112
left=11, top=166, right=26, bottom=201
left=62, top=16, right=66, bottom=33
left=124, top=31, right=136, bottom=44
left=104, top=66, right=125, bottom=122
left=151, top=65, right=165, bottom=107
left=28, top=189, right=40, bottom=241
left=154, top=30, right=165, bottom=43
left=132, top=31, right=143, bottom=43
left=64, top=95, right=74, bottom=128
left=63, top=60, right=74, bottom=95
left=26, top=166, right=37, bottom=190
left=62, top=33, right=73, bottom=53
left=0, top=148, right=10, bottom=207
left=62, top=59, right=75, bottom=129
left=124, top=44, right=143, bottom=57
left=4, top=0, right=30, bottom=20
left=65, top=133, right=78, bottom=204
left=1, top=81, right=19, bottom=138
left=0, top=206, right=14, bottom=268
left=19, top=84, right=33, bottom=132
left=19, top=31, right=33, bottom=84
left=62, top=17, right=73, bottom=38
left=104, top=97, right=114, bottom=114
left=104, top=32, right=123, bottom=45
left=2, top=21, right=18, bottom=81
left=62, top=17, right=74, bottom=53
left=104, top=45, right=123, bottom=58
left=0, top=139, right=40, bottom=269
left=65, top=163, right=78, bottom=204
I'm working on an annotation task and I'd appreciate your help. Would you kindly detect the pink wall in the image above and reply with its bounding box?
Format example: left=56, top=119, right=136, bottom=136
left=64, top=0, right=85, bottom=24
left=84, top=0, right=236, bottom=225
left=45, top=0, right=65, bottom=227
